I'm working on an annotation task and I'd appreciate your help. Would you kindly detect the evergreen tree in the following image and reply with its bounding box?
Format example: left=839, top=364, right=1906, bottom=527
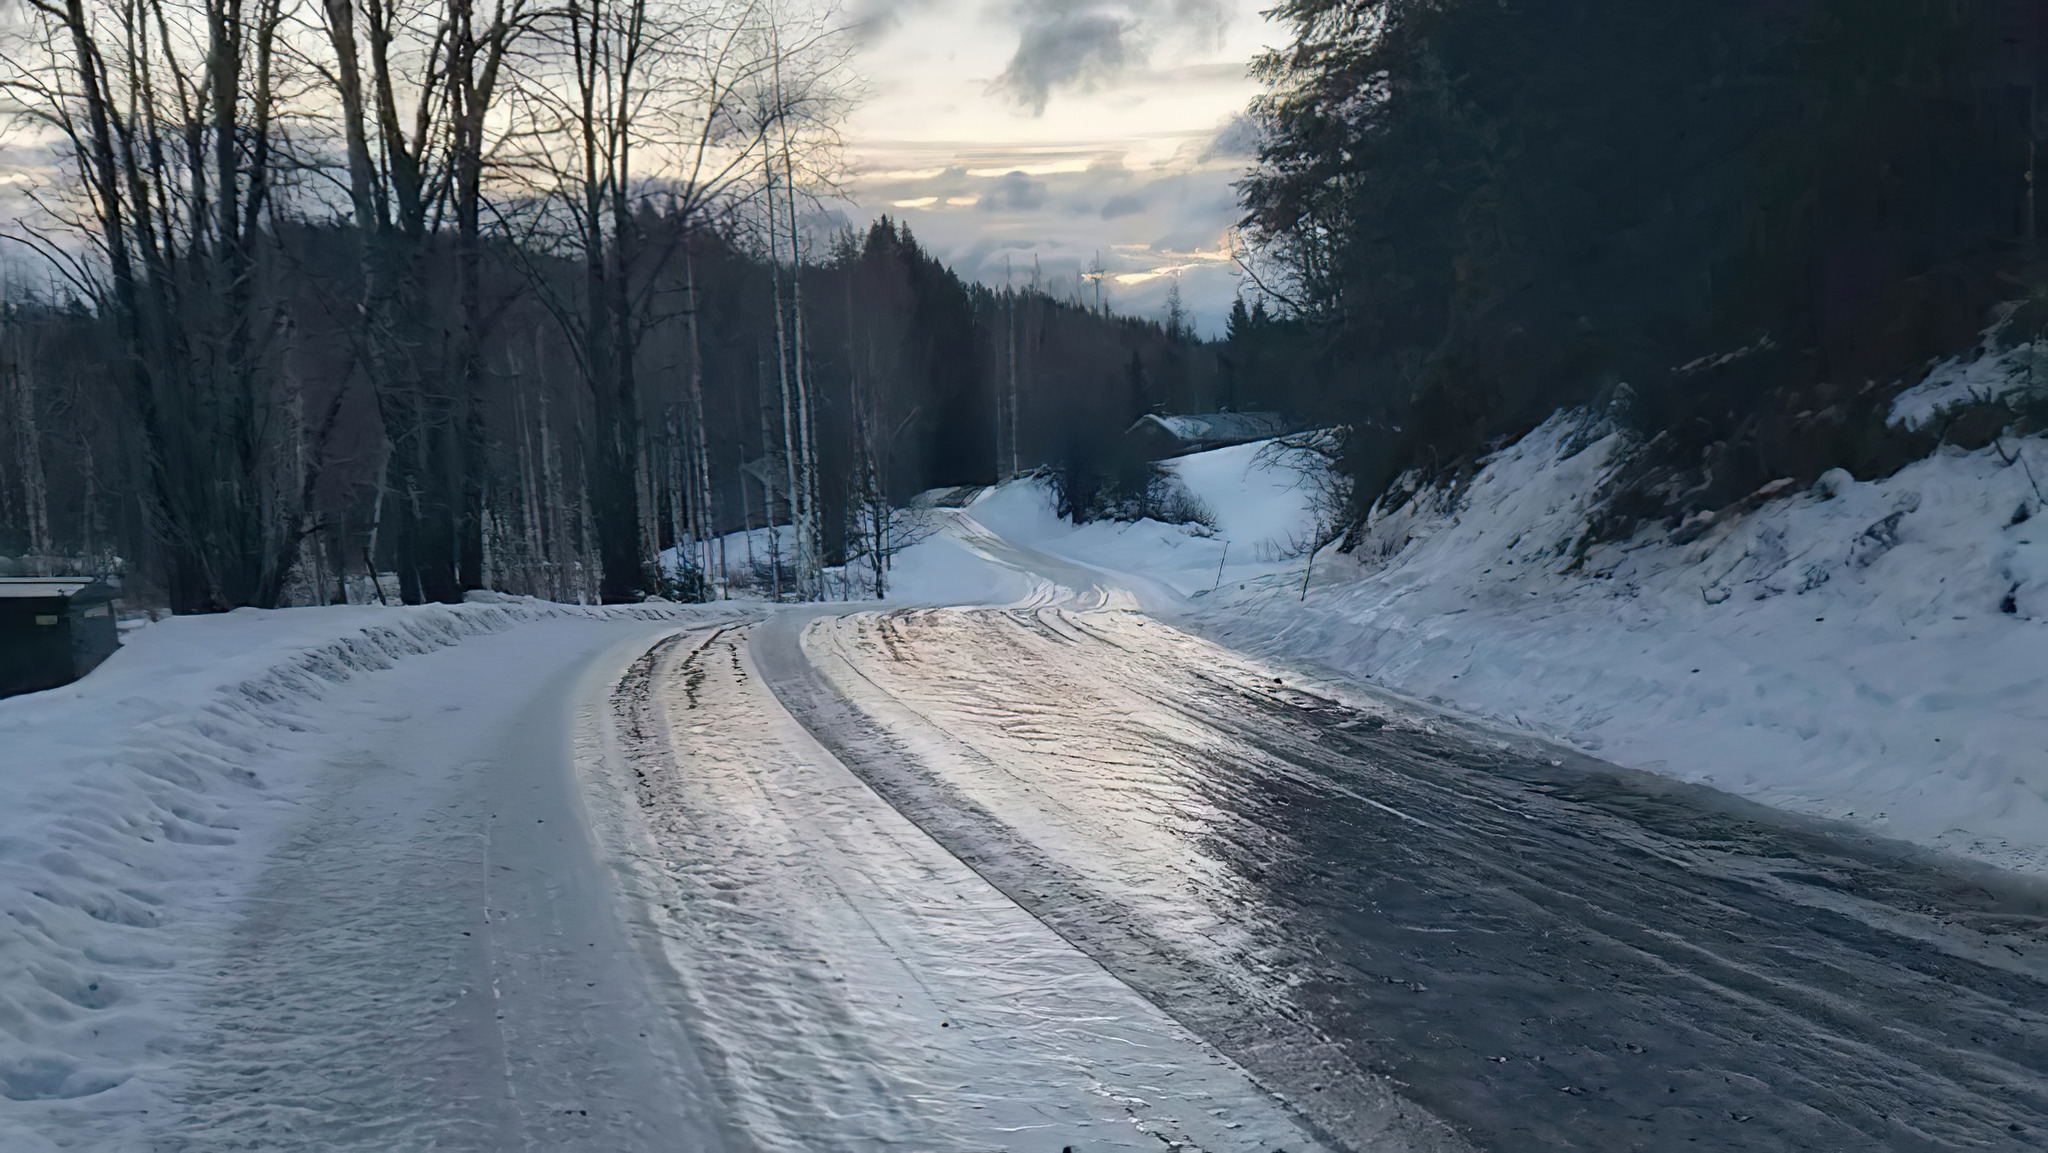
left=1242, top=0, right=2042, bottom=528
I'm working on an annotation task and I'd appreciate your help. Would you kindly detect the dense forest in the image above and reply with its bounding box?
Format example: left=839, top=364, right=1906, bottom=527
left=9, top=0, right=2042, bottom=613
left=0, top=0, right=1233, bottom=611
left=1238, top=0, right=2048, bottom=540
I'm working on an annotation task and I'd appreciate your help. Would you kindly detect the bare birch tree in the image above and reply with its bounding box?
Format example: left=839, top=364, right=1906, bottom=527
left=314, top=0, right=535, bottom=602
left=511, top=0, right=841, bottom=601
left=3, top=0, right=338, bottom=610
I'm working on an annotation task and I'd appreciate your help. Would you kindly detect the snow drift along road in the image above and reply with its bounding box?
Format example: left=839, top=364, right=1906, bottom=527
left=901, top=419, right=2048, bottom=876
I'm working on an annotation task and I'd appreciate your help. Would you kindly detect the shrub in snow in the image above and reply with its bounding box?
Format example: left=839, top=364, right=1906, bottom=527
left=1811, top=468, right=1854, bottom=500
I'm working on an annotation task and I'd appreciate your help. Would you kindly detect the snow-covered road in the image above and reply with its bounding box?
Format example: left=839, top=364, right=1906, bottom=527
left=4, top=602, right=1336, bottom=1151
left=597, top=617, right=1331, bottom=1151
left=149, top=617, right=733, bottom=1150
left=0, top=603, right=745, bottom=1151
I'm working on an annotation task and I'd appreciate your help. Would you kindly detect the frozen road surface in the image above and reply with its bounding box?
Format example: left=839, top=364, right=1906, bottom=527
left=591, top=617, right=1332, bottom=1151
left=770, top=602, right=2048, bottom=1153
left=21, top=606, right=1329, bottom=1152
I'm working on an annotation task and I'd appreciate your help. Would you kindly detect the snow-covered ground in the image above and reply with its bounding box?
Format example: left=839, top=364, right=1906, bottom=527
left=10, top=410, right=2046, bottom=1146
left=963, top=440, right=1328, bottom=603
left=0, top=603, right=539, bottom=1120
left=895, top=422, right=2048, bottom=876
left=1888, top=326, right=2046, bottom=431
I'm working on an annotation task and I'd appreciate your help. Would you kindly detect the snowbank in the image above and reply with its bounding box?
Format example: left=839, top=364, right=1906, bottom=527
left=0, top=597, right=696, bottom=1146
left=951, top=439, right=1324, bottom=604
left=881, top=530, right=1039, bottom=605
left=955, top=422, right=2048, bottom=876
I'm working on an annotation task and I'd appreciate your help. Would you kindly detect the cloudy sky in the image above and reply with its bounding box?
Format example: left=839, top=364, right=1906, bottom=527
left=0, top=1, right=1282, bottom=334
left=832, top=0, right=1283, bottom=337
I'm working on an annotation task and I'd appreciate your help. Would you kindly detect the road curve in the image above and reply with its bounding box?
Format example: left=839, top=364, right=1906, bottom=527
left=756, top=602, right=2048, bottom=1153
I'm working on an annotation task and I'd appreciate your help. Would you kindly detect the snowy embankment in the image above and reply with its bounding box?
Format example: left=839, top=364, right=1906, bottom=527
left=912, top=421, right=2048, bottom=875
left=0, top=597, right=693, bottom=1148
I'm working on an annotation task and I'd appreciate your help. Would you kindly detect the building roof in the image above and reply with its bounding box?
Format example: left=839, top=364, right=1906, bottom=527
left=0, top=578, right=99, bottom=599
left=912, top=485, right=986, bottom=510
left=1125, top=412, right=1294, bottom=454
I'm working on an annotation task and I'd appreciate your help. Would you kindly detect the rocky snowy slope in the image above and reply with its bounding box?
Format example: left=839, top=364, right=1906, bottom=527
left=928, top=418, right=2048, bottom=876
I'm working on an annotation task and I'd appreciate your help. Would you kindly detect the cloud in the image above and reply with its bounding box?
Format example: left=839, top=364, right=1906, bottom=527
left=1100, top=190, right=1149, bottom=219
left=987, top=1, right=1232, bottom=115
left=989, top=7, right=1134, bottom=114
left=979, top=170, right=1049, bottom=211
left=1164, top=0, right=1231, bottom=40
left=845, top=0, right=941, bottom=45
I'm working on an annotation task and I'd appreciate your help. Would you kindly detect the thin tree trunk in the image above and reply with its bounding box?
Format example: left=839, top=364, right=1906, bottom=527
left=775, top=66, right=820, bottom=597
left=686, top=250, right=718, bottom=594
left=757, top=347, right=783, bottom=600
left=1008, top=284, right=1021, bottom=478
left=765, top=154, right=804, bottom=599
left=9, top=348, right=50, bottom=560
left=365, top=441, right=391, bottom=603
left=540, top=392, right=567, bottom=600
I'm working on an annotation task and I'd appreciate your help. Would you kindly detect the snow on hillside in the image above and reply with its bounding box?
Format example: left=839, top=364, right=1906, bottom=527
left=963, top=439, right=1327, bottom=603
left=1888, top=329, right=2047, bottom=431
left=943, top=419, right=2048, bottom=876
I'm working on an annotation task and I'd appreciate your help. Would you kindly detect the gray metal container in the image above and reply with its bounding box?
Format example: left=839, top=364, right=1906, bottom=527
left=0, top=578, right=121, bottom=698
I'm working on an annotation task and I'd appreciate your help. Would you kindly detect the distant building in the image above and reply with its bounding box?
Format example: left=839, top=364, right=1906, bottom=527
left=1, top=579, right=120, bottom=699
left=1123, top=412, right=1296, bottom=460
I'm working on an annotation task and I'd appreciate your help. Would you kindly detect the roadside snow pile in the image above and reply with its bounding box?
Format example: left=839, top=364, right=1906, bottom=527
left=958, top=439, right=1326, bottom=602
left=0, top=598, right=689, bottom=1147
left=969, top=419, right=2048, bottom=875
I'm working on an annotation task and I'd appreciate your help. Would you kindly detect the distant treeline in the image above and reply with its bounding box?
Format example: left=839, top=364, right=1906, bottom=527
left=1240, top=0, right=2048, bottom=535
left=0, top=214, right=1235, bottom=608
left=0, top=0, right=1252, bottom=612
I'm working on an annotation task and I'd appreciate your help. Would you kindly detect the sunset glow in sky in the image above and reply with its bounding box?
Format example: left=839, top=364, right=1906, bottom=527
left=833, top=0, right=1283, bottom=335
left=0, top=1, right=1283, bottom=335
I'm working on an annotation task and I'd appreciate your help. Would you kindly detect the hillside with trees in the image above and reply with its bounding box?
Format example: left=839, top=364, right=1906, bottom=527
left=13, top=0, right=2025, bottom=614
left=0, top=0, right=1228, bottom=610
left=1238, top=0, right=2048, bottom=540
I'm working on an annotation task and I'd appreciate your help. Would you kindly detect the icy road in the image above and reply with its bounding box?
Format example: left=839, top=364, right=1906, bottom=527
left=762, top=598, right=2048, bottom=1151
left=752, top=572, right=2048, bottom=1150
